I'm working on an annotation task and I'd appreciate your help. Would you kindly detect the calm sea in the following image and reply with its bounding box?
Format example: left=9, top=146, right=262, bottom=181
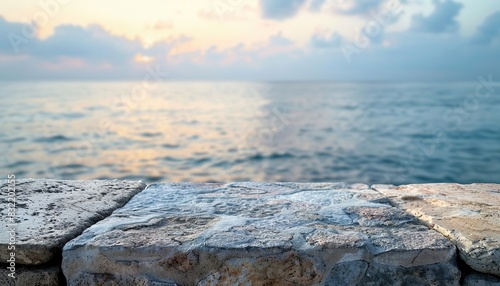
left=1, top=81, right=499, bottom=185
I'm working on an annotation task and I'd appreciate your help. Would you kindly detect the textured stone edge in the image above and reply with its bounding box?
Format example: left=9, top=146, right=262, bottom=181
left=0, top=179, right=148, bottom=286
left=0, top=179, right=148, bottom=266
left=370, top=184, right=500, bottom=283
left=5, top=181, right=498, bottom=285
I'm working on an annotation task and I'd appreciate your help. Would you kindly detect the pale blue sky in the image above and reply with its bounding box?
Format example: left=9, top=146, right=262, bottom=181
left=0, top=0, right=499, bottom=81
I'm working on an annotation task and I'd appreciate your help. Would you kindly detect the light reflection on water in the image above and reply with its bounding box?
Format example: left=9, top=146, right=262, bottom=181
left=1, top=81, right=499, bottom=185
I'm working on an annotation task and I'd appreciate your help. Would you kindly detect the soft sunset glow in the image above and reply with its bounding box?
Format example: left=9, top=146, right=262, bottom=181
left=0, top=0, right=499, bottom=80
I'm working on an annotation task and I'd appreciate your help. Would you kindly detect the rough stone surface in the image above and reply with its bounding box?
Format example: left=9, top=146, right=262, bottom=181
left=63, top=182, right=460, bottom=286
left=462, top=271, right=500, bottom=286
left=373, top=183, right=500, bottom=277
left=0, top=264, right=62, bottom=286
left=0, top=179, right=146, bottom=265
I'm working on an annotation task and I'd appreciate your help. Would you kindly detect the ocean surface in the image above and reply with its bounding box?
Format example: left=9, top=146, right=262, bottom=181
left=1, top=81, right=499, bottom=185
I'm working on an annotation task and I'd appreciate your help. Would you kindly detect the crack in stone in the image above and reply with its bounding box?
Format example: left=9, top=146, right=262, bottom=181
left=411, top=249, right=425, bottom=265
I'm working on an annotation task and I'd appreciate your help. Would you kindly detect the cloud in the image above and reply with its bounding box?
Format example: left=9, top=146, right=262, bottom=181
left=269, top=32, right=294, bottom=46
left=32, top=25, right=143, bottom=65
left=0, top=17, right=185, bottom=79
left=309, top=0, right=326, bottom=12
left=334, top=0, right=387, bottom=15
left=0, top=17, right=192, bottom=67
left=0, top=16, right=39, bottom=54
left=185, top=34, right=295, bottom=67
left=410, top=0, right=463, bottom=33
left=0, top=17, right=145, bottom=64
left=260, top=0, right=306, bottom=20
left=1, top=13, right=500, bottom=82
left=164, top=25, right=500, bottom=81
left=472, top=11, right=500, bottom=45
left=310, top=31, right=343, bottom=48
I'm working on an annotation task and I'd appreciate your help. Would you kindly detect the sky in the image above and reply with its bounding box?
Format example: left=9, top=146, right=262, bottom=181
left=0, top=0, right=499, bottom=81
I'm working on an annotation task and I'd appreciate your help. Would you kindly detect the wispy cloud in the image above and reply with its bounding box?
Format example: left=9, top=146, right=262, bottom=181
left=310, top=31, right=343, bottom=48
left=410, top=0, right=463, bottom=33
left=260, top=0, right=306, bottom=20
left=472, top=11, right=500, bottom=45
left=334, top=0, right=389, bottom=15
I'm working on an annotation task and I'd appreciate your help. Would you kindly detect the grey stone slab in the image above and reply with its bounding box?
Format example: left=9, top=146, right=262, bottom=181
left=0, top=263, right=61, bottom=286
left=0, top=179, right=146, bottom=265
left=373, top=183, right=500, bottom=277
left=63, top=182, right=460, bottom=286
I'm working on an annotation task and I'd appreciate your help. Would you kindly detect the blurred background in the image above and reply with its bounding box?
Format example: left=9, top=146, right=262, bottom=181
left=1, top=0, right=499, bottom=184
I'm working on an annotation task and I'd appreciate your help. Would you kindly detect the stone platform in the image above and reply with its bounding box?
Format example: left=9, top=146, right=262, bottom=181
left=62, top=183, right=461, bottom=285
left=2, top=180, right=499, bottom=285
left=0, top=179, right=146, bottom=286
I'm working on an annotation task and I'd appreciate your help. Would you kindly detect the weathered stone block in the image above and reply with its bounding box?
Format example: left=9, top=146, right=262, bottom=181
left=373, top=183, right=500, bottom=277
left=0, top=179, right=146, bottom=265
left=63, top=182, right=460, bottom=285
